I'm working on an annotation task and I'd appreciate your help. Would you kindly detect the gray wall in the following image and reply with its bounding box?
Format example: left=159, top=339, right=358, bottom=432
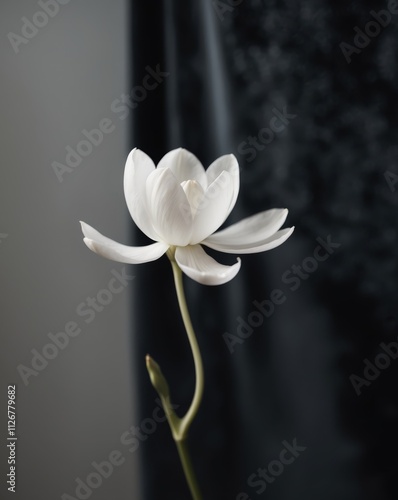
left=0, top=1, right=142, bottom=498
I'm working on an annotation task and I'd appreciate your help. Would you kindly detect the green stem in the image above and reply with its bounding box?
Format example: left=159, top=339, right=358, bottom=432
left=145, top=251, right=204, bottom=500
left=170, top=260, right=204, bottom=439
left=175, top=439, right=202, bottom=500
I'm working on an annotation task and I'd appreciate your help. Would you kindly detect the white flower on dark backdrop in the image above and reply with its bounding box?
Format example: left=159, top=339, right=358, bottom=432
left=80, top=148, right=294, bottom=285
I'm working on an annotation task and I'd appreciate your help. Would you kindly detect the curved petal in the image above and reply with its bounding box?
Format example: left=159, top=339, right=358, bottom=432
left=157, top=148, right=207, bottom=188
left=203, top=226, right=294, bottom=254
left=175, top=245, right=241, bottom=286
left=205, top=154, right=240, bottom=214
left=190, top=171, right=236, bottom=245
left=203, top=209, right=288, bottom=246
left=80, top=221, right=168, bottom=263
left=123, top=148, right=159, bottom=241
left=145, top=168, right=193, bottom=246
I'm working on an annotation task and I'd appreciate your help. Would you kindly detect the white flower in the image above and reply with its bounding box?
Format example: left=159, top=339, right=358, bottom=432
left=80, top=148, right=294, bottom=285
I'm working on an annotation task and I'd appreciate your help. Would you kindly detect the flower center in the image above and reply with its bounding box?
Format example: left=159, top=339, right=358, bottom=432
left=180, top=180, right=205, bottom=217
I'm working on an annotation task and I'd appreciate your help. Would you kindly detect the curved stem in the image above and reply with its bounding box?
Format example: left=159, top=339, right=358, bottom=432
left=146, top=253, right=204, bottom=499
left=170, top=260, right=204, bottom=439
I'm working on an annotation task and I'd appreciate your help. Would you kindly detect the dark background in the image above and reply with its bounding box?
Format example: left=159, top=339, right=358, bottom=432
left=131, top=1, right=398, bottom=499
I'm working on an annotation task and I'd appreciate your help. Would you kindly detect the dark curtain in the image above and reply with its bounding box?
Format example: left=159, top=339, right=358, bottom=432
left=130, top=1, right=398, bottom=499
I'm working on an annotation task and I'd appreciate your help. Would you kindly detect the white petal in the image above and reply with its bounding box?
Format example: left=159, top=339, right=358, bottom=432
left=145, top=168, right=193, bottom=246
left=123, top=148, right=159, bottom=241
left=206, top=154, right=240, bottom=214
left=80, top=221, right=168, bottom=263
left=203, top=226, right=294, bottom=254
left=181, top=180, right=205, bottom=217
left=190, top=171, right=236, bottom=245
left=175, top=245, right=241, bottom=286
left=203, top=209, right=288, bottom=246
left=157, top=148, right=207, bottom=188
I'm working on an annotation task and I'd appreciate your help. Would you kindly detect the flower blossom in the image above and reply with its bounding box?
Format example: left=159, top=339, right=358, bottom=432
left=80, top=148, right=294, bottom=285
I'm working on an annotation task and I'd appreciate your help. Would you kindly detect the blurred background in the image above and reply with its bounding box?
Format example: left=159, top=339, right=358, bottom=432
left=1, top=1, right=397, bottom=499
